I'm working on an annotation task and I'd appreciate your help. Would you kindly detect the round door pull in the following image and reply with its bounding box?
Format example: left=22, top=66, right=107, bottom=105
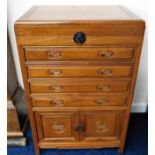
left=46, top=50, right=61, bottom=59
left=73, top=32, right=86, bottom=45
left=98, top=69, right=112, bottom=76
left=95, top=98, right=109, bottom=105
left=48, top=69, right=62, bottom=76
left=99, top=51, right=113, bottom=58
left=50, top=100, right=64, bottom=106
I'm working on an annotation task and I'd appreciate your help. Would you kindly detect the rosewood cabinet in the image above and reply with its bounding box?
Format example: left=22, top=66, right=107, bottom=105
left=15, top=6, right=145, bottom=155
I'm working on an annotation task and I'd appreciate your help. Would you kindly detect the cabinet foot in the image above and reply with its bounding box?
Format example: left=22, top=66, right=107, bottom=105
left=36, top=151, right=40, bottom=155
left=118, top=146, right=124, bottom=154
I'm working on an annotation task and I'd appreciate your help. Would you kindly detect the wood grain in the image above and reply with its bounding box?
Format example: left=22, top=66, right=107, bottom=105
left=27, top=65, right=133, bottom=78
left=14, top=5, right=145, bottom=154
left=18, top=6, right=138, bottom=21
left=29, top=78, right=130, bottom=93
left=31, top=92, right=128, bottom=107
left=24, top=46, right=135, bottom=62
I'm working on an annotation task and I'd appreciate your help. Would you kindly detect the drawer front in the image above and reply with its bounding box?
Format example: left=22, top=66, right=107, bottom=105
left=80, top=110, right=125, bottom=141
left=31, top=93, right=127, bottom=107
left=24, top=47, right=134, bottom=61
left=16, top=24, right=144, bottom=36
left=35, top=111, right=79, bottom=141
left=27, top=65, right=132, bottom=78
left=29, top=78, right=130, bottom=93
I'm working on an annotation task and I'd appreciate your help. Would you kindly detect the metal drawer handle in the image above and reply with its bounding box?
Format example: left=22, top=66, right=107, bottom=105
left=96, top=98, right=109, bottom=105
left=50, top=100, right=64, bottom=106
left=49, top=85, right=63, bottom=91
left=46, top=50, right=61, bottom=59
left=98, top=69, right=112, bottom=76
left=48, top=69, right=62, bottom=75
left=96, top=84, right=111, bottom=91
left=99, top=51, right=113, bottom=58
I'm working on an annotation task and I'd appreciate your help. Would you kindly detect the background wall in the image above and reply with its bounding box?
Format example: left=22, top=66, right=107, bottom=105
left=7, top=0, right=148, bottom=112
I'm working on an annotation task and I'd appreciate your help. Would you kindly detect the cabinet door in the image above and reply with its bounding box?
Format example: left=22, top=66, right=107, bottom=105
left=80, top=110, right=125, bottom=141
left=35, top=111, right=79, bottom=142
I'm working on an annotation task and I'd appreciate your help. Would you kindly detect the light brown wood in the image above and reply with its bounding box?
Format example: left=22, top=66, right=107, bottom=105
left=18, top=6, right=138, bottom=21
left=39, top=140, right=120, bottom=149
left=31, top=92, right=128, bottom=107
left=14, top=5, right=145, bottom=154
left=7, top=107, right=23, bottom=137
left=119, top=38, right=145, bottom=153
left=15, top=43, right=40, bottom=154
left=16, top=36, right=142, bottom=46
left=27, top=65, right=133, bottom=78
left=35, top=110, right=125, bottom=145
left=32, top=106, right=127, bottom=112
left=80, top=110, right=125, bottom=141
left=15, top=24, right=144, bottom=37
left=29, top=78, right=130, bottom=93
left=24, top=46, right=135, bottom=62
left=35, top=111, right=79, bottom=142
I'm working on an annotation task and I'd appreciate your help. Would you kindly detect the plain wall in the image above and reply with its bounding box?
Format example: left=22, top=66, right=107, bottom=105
left=7, top=0, right=148, bottom=112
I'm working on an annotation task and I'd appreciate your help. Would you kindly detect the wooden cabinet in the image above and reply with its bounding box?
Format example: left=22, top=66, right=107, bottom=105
left=15, top=6, right=145, bottom=155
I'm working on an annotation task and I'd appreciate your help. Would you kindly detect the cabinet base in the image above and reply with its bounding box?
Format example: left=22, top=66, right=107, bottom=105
left=39, top=140, right=120, bottom=149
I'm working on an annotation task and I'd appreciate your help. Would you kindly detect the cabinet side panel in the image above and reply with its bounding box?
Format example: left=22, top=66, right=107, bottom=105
left=119, top=35, right=145, bottom=152
left=15, top=43, right=40, bottom=153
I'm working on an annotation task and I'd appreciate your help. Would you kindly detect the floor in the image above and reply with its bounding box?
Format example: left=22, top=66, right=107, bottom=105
left=7, top=113, right=148, bottom=155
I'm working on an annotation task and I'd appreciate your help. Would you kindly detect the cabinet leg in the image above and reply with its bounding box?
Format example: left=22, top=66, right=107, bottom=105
left=36, top=149, right=40, bottom=155
left=118, top=145, right=124, bottom=154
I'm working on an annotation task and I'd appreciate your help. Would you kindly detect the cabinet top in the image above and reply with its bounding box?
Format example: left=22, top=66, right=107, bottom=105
left=17, top=6, right=141, bottom=23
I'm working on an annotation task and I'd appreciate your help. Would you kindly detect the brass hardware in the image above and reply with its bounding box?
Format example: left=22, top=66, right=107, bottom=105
left=48, top=69, right=62, bottom=75
left=46, top=50, right=61, bottom=59
left=99, top=51, right=113, bottom=58
left=98, top=69, right=112, bottom=76
left=96, top=84, right=111, bottom=91
left=96, top=98, right=109, bottom=105
left=49, top=85, right=63, bottom=91
left=50, top=100, right=64, bottom=106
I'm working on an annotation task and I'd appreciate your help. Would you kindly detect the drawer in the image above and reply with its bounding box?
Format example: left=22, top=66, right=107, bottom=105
left=31, top=93, right=128, bottom=107
left=27, top=65, right=132, bottom=78
left=29, top=78, right=130, bottom=93
left=24, top=46, right=134, bottom=61
left=35, top=111, right=79, bottom=141
left=16, top=22, right=144, bottom=46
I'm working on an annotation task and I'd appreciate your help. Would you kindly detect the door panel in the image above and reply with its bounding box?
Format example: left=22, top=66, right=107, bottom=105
left=80, top=110, right=125, bottom=141
left=35, top=111, right=79, bottom=142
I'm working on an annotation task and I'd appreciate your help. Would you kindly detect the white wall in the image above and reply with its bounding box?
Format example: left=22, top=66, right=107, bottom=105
left=7, top=0, right=148, bottom=112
